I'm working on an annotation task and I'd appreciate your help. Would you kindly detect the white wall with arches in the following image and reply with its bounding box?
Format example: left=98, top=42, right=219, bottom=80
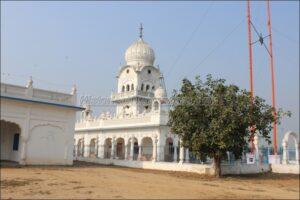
left=74, top=125, right=186, bottom=163
left=1, top=82, right=81, bottom=165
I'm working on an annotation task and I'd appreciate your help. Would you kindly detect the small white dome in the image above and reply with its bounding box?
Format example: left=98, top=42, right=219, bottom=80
left=154, top=86, right=166, bottom=99
left=125, top=38, right=155, bottom=67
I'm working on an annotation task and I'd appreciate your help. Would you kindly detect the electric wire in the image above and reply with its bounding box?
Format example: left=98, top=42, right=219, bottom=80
left=187, top=17, right=246, bottom=77
left=166, top=1, right=215, bottom=77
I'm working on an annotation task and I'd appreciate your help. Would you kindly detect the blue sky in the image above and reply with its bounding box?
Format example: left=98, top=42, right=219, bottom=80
left=1, top=1, right=299, bottom=143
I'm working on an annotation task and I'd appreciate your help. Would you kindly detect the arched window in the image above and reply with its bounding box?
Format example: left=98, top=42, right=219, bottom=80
left=122, top=86, right=125, bottom=92
left=141, top=84, right=144, bottom=91
left=146, top=85, right=150, bottom=91
left=152, top=86, right=155, bottom=91
left=126, top=84, right=130, bottom=91
left=131, top=84, right=134, bottom=91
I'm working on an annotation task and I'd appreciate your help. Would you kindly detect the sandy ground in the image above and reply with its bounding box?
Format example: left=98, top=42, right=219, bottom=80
left=1, top=161, right=299, bottom=199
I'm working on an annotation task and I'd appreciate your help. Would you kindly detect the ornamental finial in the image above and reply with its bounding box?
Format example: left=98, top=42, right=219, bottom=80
left=139, top=23, right=143, bottom=39
left=27, top=76, right=33, bottom=88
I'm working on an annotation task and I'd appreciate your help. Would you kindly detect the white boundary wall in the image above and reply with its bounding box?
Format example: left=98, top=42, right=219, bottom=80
left=77, top=157, right=214, bottom=175
left=271, top=164, right=299, bottom=174
left=76, top=157, right=271, bottom=175
left=221, top=163, right=270, bottom=175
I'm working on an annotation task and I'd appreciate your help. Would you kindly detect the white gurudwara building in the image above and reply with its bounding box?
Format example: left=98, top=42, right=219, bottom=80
left=1, top=79, right=83, bottom=165
left=74, top=27, right=190, bottom=163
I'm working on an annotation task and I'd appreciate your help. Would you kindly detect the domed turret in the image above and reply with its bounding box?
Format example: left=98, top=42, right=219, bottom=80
left=154, top=86, right=166, bottom=99
left=124, top=24, right=155, bottom=67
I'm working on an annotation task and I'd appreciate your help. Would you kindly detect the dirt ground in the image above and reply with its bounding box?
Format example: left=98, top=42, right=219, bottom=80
left=1, top=161, right=299, bottom=199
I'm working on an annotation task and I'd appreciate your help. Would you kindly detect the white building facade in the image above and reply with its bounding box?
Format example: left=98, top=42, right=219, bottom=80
left=1, top=79, right=83, bottom=165
left=75, top=30, right=190, bottom=163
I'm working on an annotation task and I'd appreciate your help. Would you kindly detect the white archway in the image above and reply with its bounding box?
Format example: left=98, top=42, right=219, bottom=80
left=116, top=137, right=125, bottom=159
left=89, top=138, right=97, bottom=158
left=164, top=137, right=174, bottom=162
left=282, top=131, right=299, bottom=164
left=0, top=120, right=22, bottom=162
left=141, top=137, right=153, bottom=161
left=104, top=138, right=112, bottom=159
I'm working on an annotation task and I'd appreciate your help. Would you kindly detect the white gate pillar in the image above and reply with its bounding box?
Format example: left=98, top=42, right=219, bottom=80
left=254, top=135, right=261, bottom=163
left=282, top=142, right=288, bottom=164
left=295, top=142, right=299, bottom=164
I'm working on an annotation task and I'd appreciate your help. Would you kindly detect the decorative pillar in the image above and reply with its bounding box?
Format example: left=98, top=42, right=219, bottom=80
left=138, top=145, right=142, bottom=160
left=111, top=137, right=115, bottom=159
left=130, top=137, right=134, bottom=160
left=152, top=136, right=158, bottom=162
left=157, top=145, right=164, bottom=162
left=254, top=135, right=260, bottom=163
left=20, top=138, right=27, bottom=165
left=96, top=137, right=99, bottom=158
left=179, top=145, right=184, bottom=163
left=84, top=142, right=90, bottom=158
left=185, top=148, right=190, bottom=163
left=98, top=139, right=104, bottom=159
left=124, top=143, right=128, bottom=160
left=173, top=145, right=178, bottom=162
left=282, top=142, right=288, bottom=164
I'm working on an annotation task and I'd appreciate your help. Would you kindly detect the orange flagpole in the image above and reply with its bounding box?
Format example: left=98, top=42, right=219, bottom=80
left=266, top=0, right=278, bottom=155
left=247, top=0, right=255, bottom=153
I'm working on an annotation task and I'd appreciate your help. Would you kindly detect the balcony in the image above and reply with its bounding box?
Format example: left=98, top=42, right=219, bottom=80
left=111, top=90, right=154, bottom=101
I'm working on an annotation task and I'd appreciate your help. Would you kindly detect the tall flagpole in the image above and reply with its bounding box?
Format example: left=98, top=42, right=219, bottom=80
left=247, top=0, right=255, bottom=153
left=266, top=0, right=278, bottom=155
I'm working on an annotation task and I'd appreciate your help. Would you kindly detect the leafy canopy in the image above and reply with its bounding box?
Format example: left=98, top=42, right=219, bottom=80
left=168, top=75, right=285, bottom=160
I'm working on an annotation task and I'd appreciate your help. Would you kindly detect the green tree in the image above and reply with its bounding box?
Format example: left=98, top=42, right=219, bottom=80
left=168, top=75, right=287, bottom=177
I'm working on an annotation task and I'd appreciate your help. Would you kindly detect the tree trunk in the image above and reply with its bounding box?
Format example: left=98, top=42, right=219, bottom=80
left=213, top=155, right=221, bottom=178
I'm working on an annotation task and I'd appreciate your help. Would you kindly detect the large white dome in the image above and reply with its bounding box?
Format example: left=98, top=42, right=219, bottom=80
left=125, top=38, right=155, bottom=67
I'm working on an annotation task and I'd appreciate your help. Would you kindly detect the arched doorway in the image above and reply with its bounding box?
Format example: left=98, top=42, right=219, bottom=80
left=104, top=138, right=112, bottom=159
left=0, top=120, right=21, bottom=162
left=126, top=137, right=139, bottom=160
left=141, top=137, right=153, bottom=161
left=89, top=138, right=97, bottom=158
left=77, top=139, right=84, bottom=157
left=164, top=137, right=174, bottom=162
left=116, top=138, right=125, bottom=159
left=282, top=131, right=299, bottom=164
